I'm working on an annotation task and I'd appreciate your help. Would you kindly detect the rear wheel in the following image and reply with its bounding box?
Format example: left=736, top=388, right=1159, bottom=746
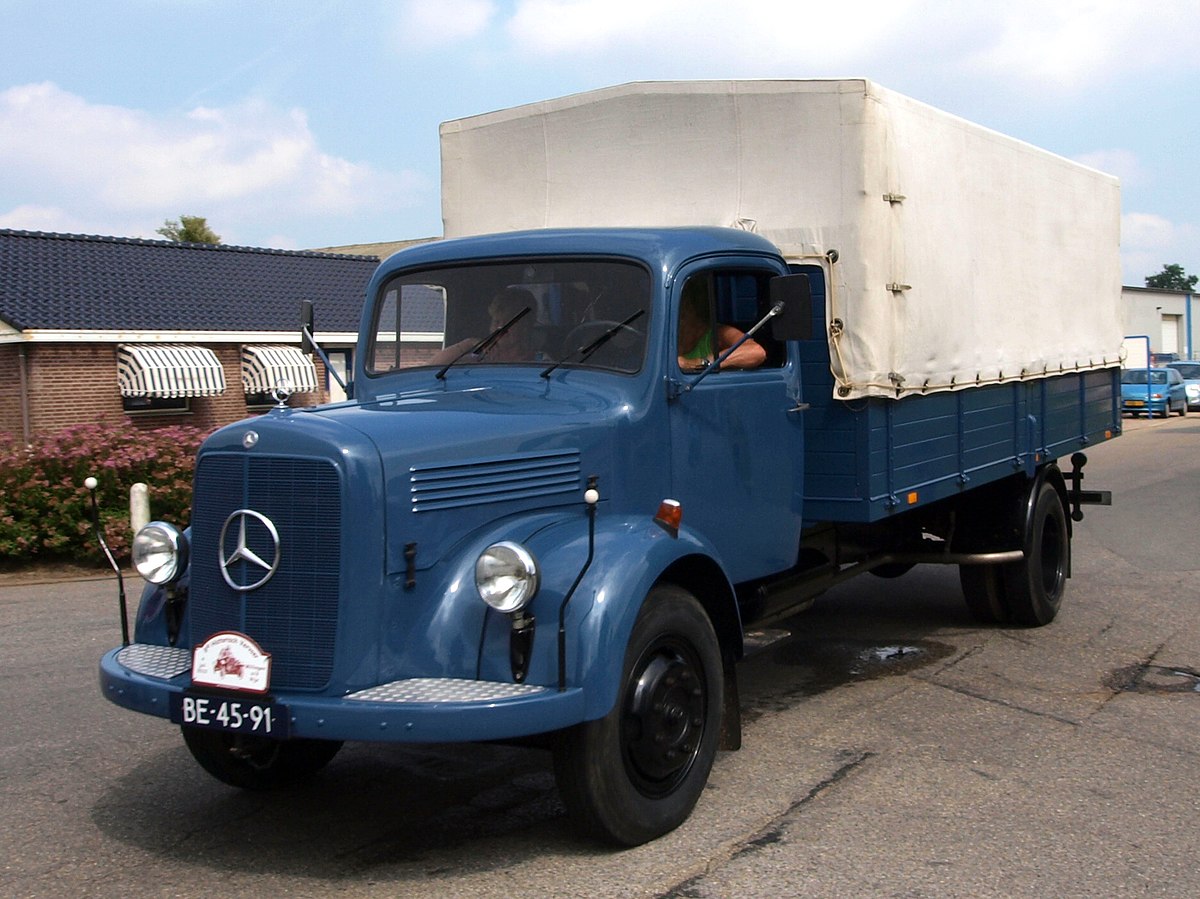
left=958, top=475, right=1069, bottom=627
left=870, top=562, right=915, bottom=579
left=1004, top=481, right=1069, bottom=626
left=182, top=728, right=342, bottom=790
left=553, top=584, right=722, bottom=845
left=958, top=564, right=1009, bottom=624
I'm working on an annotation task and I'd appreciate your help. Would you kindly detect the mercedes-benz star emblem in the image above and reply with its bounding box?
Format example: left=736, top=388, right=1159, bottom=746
left=219, top=509, right=281, bottom=592
left=271, top=378, right=294, bottom=409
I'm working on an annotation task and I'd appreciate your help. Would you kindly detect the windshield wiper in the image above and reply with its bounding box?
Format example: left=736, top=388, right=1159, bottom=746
left=435, top=306, right=531, bottom=380
left=540, top=310, right=645, bottom=378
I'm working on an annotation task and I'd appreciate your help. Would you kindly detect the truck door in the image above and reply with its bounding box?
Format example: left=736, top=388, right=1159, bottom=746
left=667, top=265, right=805, bottom=583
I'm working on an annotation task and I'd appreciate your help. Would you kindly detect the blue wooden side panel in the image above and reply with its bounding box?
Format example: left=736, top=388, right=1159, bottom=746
left=792, top=265, right=1121, bottom=525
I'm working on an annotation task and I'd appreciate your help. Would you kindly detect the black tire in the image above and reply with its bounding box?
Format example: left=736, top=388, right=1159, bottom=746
left=870, top=562, right=914, bottom=579
left=1003, top=481, right=1069, bottom=626
left=553, top=585, right=722, bottom=846
left=958, top=564, right=1009, bottom=624
left=181, top=728, right=342, bottom=790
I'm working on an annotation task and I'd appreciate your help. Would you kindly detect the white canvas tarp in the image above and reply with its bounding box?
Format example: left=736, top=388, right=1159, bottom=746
left=440, top=80, right=1123, bottom=400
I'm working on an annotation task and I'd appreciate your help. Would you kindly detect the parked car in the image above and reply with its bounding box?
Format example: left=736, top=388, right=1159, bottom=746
left=1166, top=362, right=1200, bottom=411
left=1121, top=367, right=1187, bottom=417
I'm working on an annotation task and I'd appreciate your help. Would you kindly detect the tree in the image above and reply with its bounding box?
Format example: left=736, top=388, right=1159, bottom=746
left=156, top=215, right=221, bottom=245
left=1145, top=263, right=1198, bottom=292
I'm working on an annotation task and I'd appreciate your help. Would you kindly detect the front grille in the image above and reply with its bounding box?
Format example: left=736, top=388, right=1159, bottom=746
left=410, top=449, right=581, bottom=512
left=189, top=454, right=341, bottom=690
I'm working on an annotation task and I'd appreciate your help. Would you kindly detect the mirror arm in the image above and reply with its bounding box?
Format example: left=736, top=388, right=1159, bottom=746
left=302, top=324, right=348, bottom=391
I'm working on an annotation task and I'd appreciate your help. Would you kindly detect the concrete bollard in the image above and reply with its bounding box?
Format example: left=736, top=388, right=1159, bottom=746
left=130, top=483, right=150, bottom=535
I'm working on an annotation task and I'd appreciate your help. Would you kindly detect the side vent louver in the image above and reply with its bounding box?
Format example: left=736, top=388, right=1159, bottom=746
left=411, top=449, right=581, bottom=512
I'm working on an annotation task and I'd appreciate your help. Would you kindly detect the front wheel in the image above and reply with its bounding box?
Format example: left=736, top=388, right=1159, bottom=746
left=553, top=585, right=723, bottom=845
left=182, top=728, right=343, bottom=790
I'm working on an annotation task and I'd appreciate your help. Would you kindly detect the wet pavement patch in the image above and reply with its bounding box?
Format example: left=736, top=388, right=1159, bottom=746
left=771, top=637, right=954, bottom=681
left=1105, top=663, right=1200, bottom=694
left=740, top=637, right=956, bottom=722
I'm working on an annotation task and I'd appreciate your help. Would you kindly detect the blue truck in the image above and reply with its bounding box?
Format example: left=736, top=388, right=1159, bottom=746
left=99, top=82, right=1124, bottom=845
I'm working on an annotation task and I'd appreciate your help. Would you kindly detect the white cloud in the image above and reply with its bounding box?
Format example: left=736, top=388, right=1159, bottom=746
left=1124, top=212, right=1179, bottom=250
left=504, top=0, right=915, bottom=70
left=0, top=82, right=427, bottom=243
left=958, top=1, right=1200, bottom=88
left=1073, top=149, right=1142, bottom=185
left=0, top=204, right=94, bottom=234
left=495, top=0, right=1200, bottom=90
left=1121, top=212, right=1200, bottom=285
left=394, top=0, right=497, bottom=46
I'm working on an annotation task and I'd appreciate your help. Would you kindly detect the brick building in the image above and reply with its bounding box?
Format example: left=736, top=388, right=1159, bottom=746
left=0, top=230, right=378, bottom=442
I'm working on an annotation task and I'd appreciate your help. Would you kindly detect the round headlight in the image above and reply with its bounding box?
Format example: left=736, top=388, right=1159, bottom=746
left=132, top=522, right=189, bottom=585
left=475, top=541, right=539, bottom=613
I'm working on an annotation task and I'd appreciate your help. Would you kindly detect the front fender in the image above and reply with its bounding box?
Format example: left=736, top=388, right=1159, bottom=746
left=477, top=511, right=737, bottom=722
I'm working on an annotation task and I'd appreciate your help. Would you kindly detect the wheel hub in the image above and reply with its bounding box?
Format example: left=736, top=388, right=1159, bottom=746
left=622, top=645, right=707, bottom=795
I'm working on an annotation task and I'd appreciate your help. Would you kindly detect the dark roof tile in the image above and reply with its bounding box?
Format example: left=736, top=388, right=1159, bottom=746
left=0, top=230, right=378, bottom=333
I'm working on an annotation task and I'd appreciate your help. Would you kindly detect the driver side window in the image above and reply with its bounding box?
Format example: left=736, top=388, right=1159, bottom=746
left=676, top=271, right=783, bottom=372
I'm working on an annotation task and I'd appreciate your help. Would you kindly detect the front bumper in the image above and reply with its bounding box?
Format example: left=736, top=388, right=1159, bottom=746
left=100, top=644, right=585, bottom=743
left=1122, top=400, right=1167, bottom=415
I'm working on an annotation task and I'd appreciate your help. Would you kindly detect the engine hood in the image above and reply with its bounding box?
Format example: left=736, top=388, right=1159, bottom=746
left=308, top=377, right=629, bottom=574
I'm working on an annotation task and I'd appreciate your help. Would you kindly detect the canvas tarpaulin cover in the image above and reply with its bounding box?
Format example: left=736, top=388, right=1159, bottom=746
left=440, top=79, right=1123, bottom=400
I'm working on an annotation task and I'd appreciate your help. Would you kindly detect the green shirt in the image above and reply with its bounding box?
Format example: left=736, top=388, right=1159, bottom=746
left=682, top=330, right=713, bottom=361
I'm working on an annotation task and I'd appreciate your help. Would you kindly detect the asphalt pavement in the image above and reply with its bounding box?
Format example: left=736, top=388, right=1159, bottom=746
left=2, top=412, right=1198, bottom=898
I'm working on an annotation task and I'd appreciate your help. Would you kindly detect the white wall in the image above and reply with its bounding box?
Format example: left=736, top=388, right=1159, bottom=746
left=1122, top=286, right=1196, bottom=361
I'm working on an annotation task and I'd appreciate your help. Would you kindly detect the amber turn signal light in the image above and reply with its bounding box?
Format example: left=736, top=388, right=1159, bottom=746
left=654, top=499, right=682, bottom=537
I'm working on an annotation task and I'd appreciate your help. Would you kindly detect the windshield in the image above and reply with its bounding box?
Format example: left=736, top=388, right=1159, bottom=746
left=1170, top=363, right=1200, bottom=379
left=1122, top=369, right=1168, bottom=385
left=367, top=259, right=650, bottom=376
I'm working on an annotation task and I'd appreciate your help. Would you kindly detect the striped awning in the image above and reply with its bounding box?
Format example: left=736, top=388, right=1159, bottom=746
left=241, top=345, right=318, bottom=395
left=117, top=344, right=227, bottom=398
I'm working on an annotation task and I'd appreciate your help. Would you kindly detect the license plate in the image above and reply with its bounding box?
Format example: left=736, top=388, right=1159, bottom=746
left=170, top=692, right=289, bottom=737
left=1127, top=400, right=1145, bottom=407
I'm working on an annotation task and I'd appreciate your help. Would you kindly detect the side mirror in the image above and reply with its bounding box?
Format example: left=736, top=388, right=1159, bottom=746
left=768, top=274, right=813, bottom=341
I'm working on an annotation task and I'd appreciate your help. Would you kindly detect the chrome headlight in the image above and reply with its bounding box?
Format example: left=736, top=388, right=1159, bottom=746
left=132, top=522, right=189, bottom=585
left=475, top=541, right=539, bottom=613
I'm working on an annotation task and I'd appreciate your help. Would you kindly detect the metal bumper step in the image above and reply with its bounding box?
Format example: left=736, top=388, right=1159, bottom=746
left=117, top=644, right=192, bottom=680
left=346, top=678, right=548, bottom=703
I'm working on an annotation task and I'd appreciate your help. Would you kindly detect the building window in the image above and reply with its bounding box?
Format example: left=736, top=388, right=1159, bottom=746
left=122, top=394, right=191, bottom=414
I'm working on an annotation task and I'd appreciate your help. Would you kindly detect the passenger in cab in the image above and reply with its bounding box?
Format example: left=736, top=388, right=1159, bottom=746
left=431, top=288, right=538, bottom=365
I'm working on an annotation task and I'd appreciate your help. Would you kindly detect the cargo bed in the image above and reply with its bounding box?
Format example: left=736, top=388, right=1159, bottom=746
left=794, top=265, right=1121, bottom=524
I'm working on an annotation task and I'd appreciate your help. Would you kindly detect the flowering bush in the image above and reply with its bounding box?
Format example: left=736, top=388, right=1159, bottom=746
left=0, top=422, right=208, bottom=565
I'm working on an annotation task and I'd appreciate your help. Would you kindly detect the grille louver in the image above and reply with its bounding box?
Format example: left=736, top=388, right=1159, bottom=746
left=410, top=449, right=581, bottom=512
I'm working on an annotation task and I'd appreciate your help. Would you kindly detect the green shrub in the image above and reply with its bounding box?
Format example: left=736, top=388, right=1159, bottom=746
left=0, top=422, right=208, bottom=565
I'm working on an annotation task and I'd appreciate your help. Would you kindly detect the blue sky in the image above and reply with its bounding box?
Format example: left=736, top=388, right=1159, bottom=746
left=1, top=0, right=1197, bottom=286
